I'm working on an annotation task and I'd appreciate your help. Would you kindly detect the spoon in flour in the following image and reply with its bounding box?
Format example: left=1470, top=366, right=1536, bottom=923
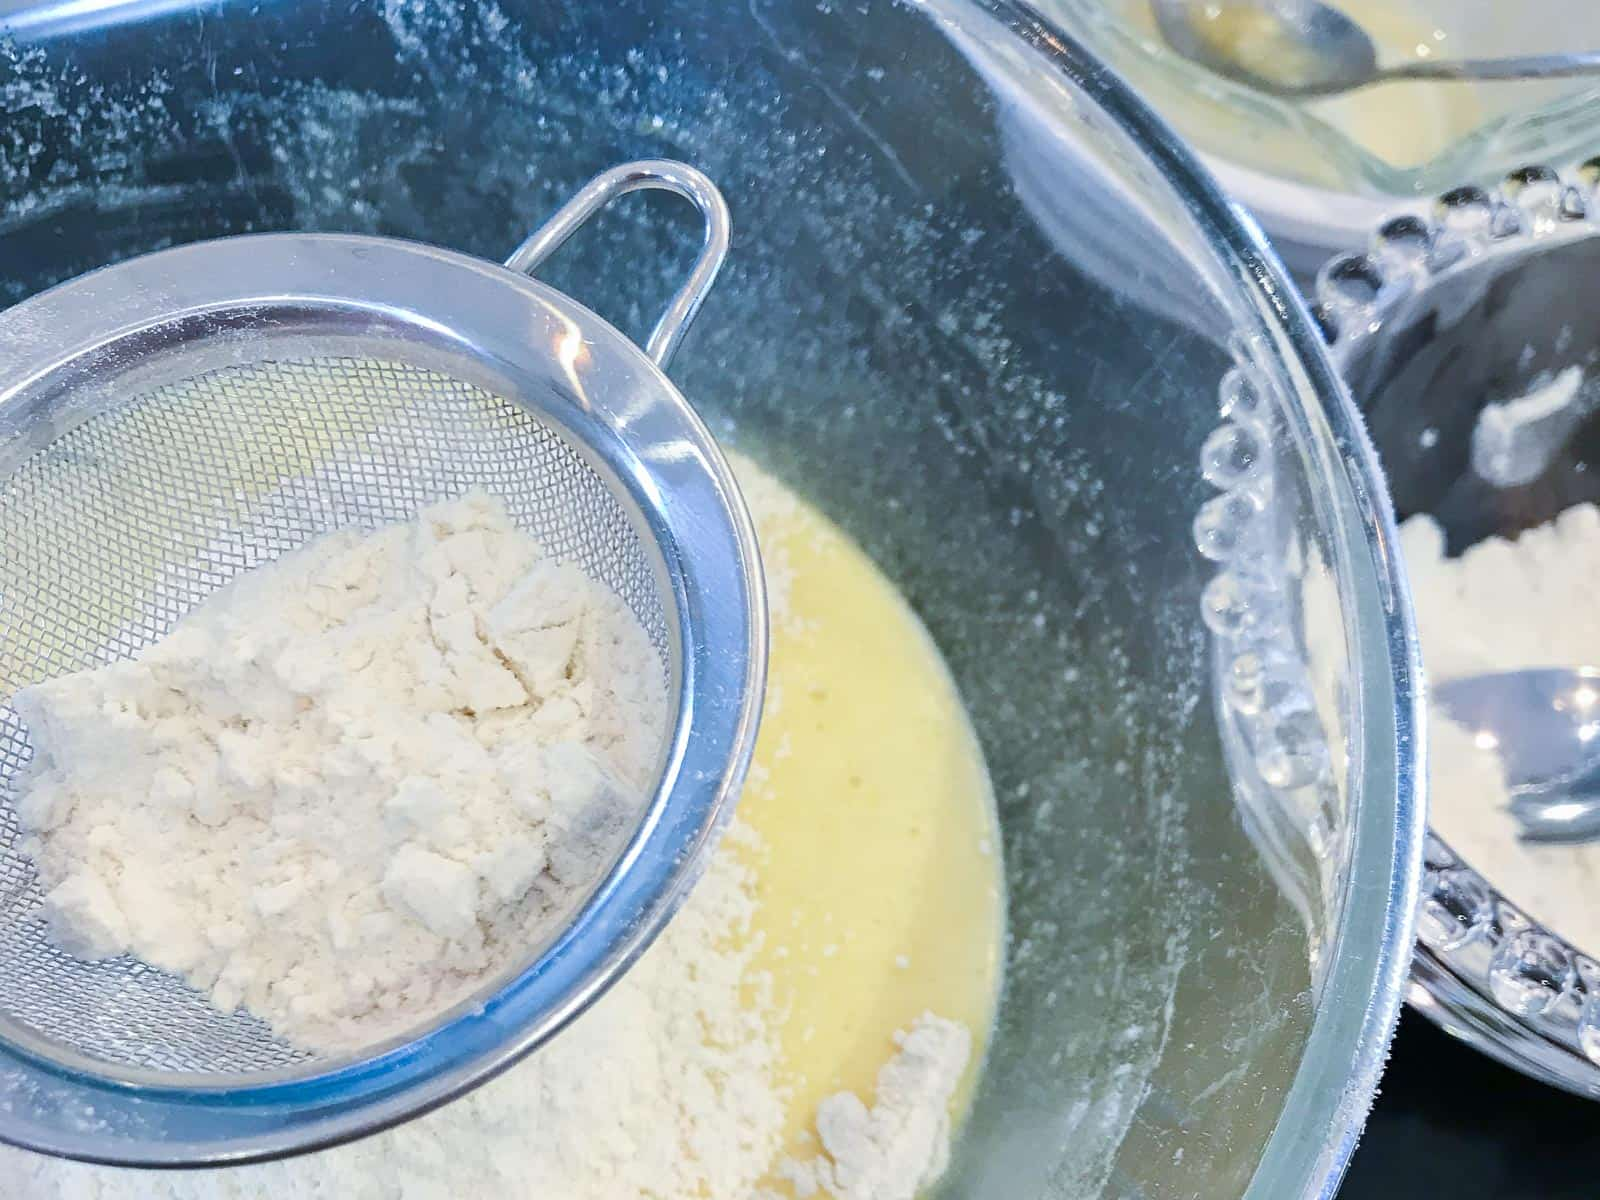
left=1150, top=0, right=1600, bottom=98
left=1435, top=667, right=1600, bottom=843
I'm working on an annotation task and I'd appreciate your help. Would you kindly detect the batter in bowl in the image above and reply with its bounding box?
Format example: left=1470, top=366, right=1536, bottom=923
left=734, top=457, right=1005, bottom=1193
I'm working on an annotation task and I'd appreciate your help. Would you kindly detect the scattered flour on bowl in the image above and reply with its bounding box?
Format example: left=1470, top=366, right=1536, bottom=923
left=1402, top=504, right=1600, bottom=954
left=11, top=490, right=667, bottom=1052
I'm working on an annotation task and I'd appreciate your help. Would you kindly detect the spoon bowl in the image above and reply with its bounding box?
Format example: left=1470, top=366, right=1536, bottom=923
left=1151, top=0, right=1376, bottom=96
left=1151, top=0, right=1600, bottom=97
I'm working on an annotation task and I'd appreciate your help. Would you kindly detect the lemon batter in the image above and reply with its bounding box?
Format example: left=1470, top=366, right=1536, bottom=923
left=730, top=458, right=1007, bottom=1187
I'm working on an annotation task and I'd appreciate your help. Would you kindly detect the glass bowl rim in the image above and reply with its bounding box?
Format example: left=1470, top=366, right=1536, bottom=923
left=980, top=2, right=1425, bottom=1195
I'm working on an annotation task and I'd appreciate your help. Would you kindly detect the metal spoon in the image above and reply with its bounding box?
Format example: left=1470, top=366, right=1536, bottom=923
left=1151, top=0, right=1600, bottom=98
left=1434, top=668, right=1600, bottom=844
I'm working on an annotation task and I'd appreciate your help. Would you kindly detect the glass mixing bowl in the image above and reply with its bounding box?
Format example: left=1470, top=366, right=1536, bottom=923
left=0, top=0, right=1422, bottom=1192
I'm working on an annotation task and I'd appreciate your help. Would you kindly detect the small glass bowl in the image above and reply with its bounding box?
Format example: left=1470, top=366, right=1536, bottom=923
left=1314, top=159, right=1600, bottom=1094
left=1039, top=1, right=1600, bottom=263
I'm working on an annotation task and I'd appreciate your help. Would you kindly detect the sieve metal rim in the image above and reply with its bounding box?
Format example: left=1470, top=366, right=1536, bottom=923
left=0, top=162, right=767, bottom=1165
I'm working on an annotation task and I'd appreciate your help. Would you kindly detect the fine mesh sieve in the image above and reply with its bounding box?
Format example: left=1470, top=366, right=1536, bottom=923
left=0, top=161, right=765, bottom=1164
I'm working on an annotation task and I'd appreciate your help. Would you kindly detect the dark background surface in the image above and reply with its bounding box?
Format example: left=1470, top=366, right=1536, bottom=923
left=1340, top=1011, right=1599, bottom=1197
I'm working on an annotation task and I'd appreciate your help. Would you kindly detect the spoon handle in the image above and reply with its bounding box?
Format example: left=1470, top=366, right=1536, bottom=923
left=1387, top=51, right=1600, bottom=85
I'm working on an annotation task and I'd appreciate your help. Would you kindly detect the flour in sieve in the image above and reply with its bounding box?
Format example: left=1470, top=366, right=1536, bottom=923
left=10, top=490, right=666, bottom=1052
left=6, top=462, right=983, bottom=1198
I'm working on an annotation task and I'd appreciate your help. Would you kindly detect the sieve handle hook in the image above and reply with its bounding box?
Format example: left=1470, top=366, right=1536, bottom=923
left=504, top=160, right=731, bottom=371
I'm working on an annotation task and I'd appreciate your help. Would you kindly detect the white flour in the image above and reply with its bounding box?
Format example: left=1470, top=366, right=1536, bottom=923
left=782, top=1014, right=972, bottom=1200
left=11, top=491, right=666, bottom=1052
left=10, top=834, right=966, bottom=1199
left=7, top=832, right=789, bottom=1200
left=5, top=468, right=977, bottom=1198
left=1403, top=505, right=1600, bottom=953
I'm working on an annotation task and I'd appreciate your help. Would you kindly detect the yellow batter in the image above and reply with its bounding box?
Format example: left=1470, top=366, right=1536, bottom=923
left=729, top=458, right=1006, bottom=1187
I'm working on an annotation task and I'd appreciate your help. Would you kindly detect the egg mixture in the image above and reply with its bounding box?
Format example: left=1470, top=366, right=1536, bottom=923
left=730, top=458, right=1007, bottom=1186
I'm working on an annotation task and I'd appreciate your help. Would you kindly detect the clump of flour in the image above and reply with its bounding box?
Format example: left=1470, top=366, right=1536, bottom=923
left=1402, top=504, right=1600, bottom=954
left=11, top=491, right=666, bottom=1051
left=782, top=1013, right=972, bottom=1200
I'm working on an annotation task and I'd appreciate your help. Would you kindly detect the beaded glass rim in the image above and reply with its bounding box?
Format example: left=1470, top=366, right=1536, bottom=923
left=1307, top=160, right=1600, bottom=1096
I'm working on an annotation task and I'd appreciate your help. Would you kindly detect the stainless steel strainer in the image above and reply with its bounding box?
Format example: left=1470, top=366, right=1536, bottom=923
left=0, top=160, right=765, bottom=1165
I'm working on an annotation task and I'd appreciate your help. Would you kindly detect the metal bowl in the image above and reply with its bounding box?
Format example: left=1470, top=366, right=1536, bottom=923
left=0, top=0, right=1421, bottom=1191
